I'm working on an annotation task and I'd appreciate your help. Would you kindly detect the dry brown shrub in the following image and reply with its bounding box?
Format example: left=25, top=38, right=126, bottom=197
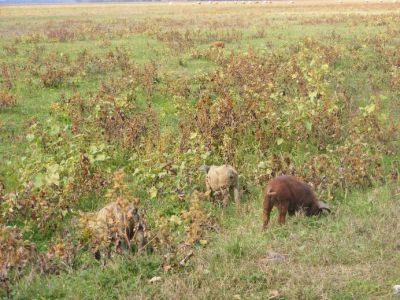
left=2, top=44, right=18, bottom=55
left=391, top=67, right=400, bottom=87
left=177, top=37, right=396, bottom=196
left=40, top=63, right=67, bottom=88
left=209, top=41, right=225, bottom=48
left=182, top=192, right=216, bottom=246
left=0, top=63, right=19, bottom=91
left=0, top=91, right=16, bottom=109
left=0, top=226, right=36, bottom=295
left=47, top=28, right=75, bottom=42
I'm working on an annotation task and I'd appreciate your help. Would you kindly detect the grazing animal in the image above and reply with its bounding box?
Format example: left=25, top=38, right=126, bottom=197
left=209, top=41, right=225, bottom=49
left=200, top=164, right=240, bottom=207
left=262, top=176, right=330, bottom=230
left=93, top=201, right=147, bottom=259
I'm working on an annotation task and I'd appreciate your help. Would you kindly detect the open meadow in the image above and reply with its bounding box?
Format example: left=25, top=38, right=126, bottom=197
left=0, top=1, right=400, bottom=298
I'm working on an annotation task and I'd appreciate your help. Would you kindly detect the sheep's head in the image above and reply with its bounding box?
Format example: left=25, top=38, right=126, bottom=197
left=199, top=165, right=210, bottom=174
left=126, top=204, right=138, bottom=221
left=125, top=204, right=140, bottom=240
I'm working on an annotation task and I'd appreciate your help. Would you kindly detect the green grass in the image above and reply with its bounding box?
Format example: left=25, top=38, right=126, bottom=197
left=1, top=2, right=400, bottom=298
left=10, top=184, right=400, bottom=299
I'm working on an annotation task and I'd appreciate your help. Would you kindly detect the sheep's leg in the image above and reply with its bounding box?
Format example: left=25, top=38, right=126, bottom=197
left=119, top=225, right=131, bottom=253
left=206, top=182, right=215, bottom=203
left=206, top=183, right=212, bottom=194
left=107, top=243, right=113, bottom=259
left=135, top=227, right=146, bottom=253
left=277, top=202, right=288, bottom=225
left=222, top=189, right=229, bottom=208
left=233, top=183, right=240, bottom=207
left=120, top=239, right=130, bottom=253
left=94, top=248, right=101, bottom=261
left=210, top=194, right=215, bottom=204
left=262, top=194, right=273, bottom=230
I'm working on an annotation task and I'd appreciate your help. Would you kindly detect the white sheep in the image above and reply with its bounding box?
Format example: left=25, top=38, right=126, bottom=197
left=200, top=164, right=240, bottom=207
left=92, top=201, right=146, bottom=259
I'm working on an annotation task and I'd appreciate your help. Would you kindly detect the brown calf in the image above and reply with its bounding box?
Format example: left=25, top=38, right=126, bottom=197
left=262, top=176, right=330, bottom=230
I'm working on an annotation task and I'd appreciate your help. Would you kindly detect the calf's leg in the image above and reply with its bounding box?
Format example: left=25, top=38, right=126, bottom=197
left=262, top=194, right=273, bottom=230
left=277, top=202, right=289, bottom=225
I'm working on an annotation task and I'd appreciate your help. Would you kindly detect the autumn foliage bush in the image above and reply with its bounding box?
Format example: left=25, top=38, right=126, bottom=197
left=0, top=91, right=16, bottom=109
left=176, top=38, right=396, bottom=198
left=0, top=226, right=35, bottom=295
left=0, top=21, right=399, bottom=294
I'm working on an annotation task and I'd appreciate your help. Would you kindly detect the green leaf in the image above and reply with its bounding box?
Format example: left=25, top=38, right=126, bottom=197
left=257, top=161, right=267, bottom=169
left=128, top=153, right=138, bottom=161
left=201, top=151, right=211, bottom=160
left=90, top=145, right=98, bottom=154
left=49, top=125, right=60, bottom=136
left=26, top=134, right=35, bottom=142
left=33, top=173, right=45, bottom=189
left=276, top=138, right=284, bottom=146
left=157, top=171, right=167, bottom=179
left=379, top=95, right=388, bottom=101
left=304, top=121, right=312, bottom=132
left=45, top=164, right=60, bottom=186
left=95, top=154, right=106, bottom=161
left=149, top=187, right=158, bottom=199
left=170, top=215, right=182, bottom=225
left=88, top=154, right=95, bottom=164
left=199, top=240, right=208, bottom=246
left=365, top=104, right=375, bottom=114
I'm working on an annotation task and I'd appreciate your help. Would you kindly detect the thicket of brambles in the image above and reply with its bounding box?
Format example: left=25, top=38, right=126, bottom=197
left=0, top=10, right=399, bottom=295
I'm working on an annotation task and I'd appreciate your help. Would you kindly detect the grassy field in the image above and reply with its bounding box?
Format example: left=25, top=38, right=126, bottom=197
left=12, top=185, right=400, bottom=299
left=0, top=1, right=400, bottom=299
